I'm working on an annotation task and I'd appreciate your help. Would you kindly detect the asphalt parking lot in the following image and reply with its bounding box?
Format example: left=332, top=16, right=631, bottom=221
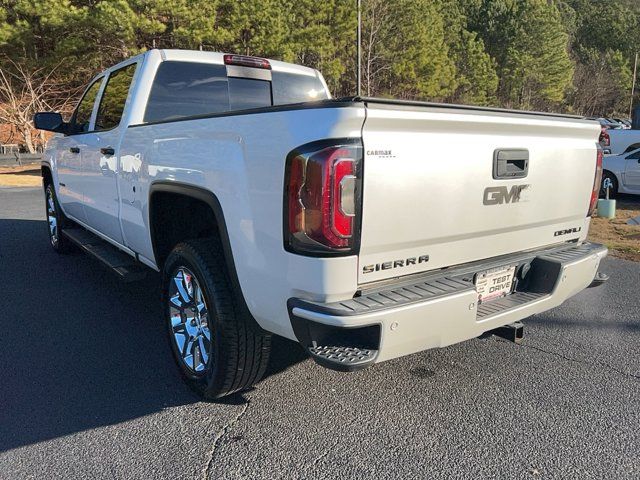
left=0, top=185, right=639, bottom=479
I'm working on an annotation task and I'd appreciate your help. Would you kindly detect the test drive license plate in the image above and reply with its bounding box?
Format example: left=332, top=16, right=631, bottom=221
left=475, top=265, right=516, bottom=304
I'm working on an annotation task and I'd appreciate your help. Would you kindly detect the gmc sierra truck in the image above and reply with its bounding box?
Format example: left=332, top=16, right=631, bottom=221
left=35, top=49, right=608, bottom=399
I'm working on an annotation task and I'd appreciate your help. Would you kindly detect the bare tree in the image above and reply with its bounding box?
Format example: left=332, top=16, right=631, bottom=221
left=0, top=58, right=81, bottom=153
left=361, top=0, right=393, bottom=97
left=569, top=50, right=632, bottom=117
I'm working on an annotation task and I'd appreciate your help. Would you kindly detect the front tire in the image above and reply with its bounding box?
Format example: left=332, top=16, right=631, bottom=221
left=44, top=183, right=74, bottom=253
left=163, top=239, right=271, bottom=399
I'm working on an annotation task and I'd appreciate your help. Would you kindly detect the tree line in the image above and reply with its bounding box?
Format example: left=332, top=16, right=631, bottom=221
left=1, top=0, right=639, bottom=152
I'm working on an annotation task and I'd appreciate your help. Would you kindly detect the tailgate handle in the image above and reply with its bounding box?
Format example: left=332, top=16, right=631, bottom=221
left=493, top=149, right=529, bottom=179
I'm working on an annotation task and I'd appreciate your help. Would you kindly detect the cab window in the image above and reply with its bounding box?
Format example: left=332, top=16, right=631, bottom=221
left=271, top=71, right=328, bottom=105
left=95, top=63, right=137, bottom=131
left=228, top=77, right=271, bottom=110
left=144, top=62, right=229, bottom=123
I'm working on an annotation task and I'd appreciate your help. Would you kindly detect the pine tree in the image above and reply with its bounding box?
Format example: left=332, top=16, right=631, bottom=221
left=437, top=0, right=498, bottom=106
left=2, top=0, right=640, bottom=126
left=359, top=0, right=457, bottom=100
left=469, top=0, right=574, bottom=110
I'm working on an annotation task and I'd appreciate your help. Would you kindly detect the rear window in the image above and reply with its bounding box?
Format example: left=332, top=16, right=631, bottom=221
left=144, top=62, right=229, bottom=123
left=144, top=61, right=328, bottom=123
left=228, top=77, right=272, bottom=110
left=272, top=71, right=328, bottom=105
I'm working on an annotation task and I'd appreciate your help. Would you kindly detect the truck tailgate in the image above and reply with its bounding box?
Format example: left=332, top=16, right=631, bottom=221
left=358, top=101, right=601, bottom=284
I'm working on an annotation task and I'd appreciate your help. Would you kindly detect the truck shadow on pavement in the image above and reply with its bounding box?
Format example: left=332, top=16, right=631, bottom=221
left=0, top=218, right=306, bottom=452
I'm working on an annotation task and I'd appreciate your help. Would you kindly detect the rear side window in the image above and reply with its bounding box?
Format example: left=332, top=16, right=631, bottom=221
left=144, top=62, right=229, bottom=123
left=623, top=143, right=640, bottom=154
left=95, top=63, right=137, bottom=131
left=228, top=77, right=271, bottom=110
left=272, top=71, right=328, bottom=105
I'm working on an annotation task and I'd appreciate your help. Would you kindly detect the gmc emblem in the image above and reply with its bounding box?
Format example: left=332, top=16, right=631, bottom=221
left=483, top=185, right=530, bottom=206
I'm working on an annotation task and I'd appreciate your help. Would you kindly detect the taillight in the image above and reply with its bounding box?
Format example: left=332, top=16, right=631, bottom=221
left=284, top=139, right=363, bottom=255
left=588, top=146, right=603, bottom=216
left=599, top=127, right=610, bottom=147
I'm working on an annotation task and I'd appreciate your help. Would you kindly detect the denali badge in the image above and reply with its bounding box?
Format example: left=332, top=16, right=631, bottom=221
left=362, top=255, right=429, bottom=274
left=483, top=185, right=530, bottom=205
left=554, top=227, right=582, bottom=237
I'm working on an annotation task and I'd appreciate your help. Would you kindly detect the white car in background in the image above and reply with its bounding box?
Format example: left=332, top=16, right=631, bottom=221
left=602, top=128, right=640, bottom=155
left=601, top=147, right=640, bottom=197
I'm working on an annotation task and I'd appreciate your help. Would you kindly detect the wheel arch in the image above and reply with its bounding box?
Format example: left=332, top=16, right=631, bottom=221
left=148, top=181, right=260, bottom=328
left=41, top=162, right=71, bottom=219
left=41, top=163, right=53, bottom=186
left=148, top=182, right=229, bottom=266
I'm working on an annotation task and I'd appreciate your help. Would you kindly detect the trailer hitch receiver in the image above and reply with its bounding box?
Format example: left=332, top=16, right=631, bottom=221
left=490, top=321, right=524, bottom=345
left=588, top=272, right=609, bottom=288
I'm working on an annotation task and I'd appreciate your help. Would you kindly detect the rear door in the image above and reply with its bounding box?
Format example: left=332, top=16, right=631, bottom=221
left=81, top=61, right=138, bottom=243
left=624, top=149, right=640, bottom=189
left=358, top=102, right=600, bottom=284
left=56, top=77, right=104, bottom=223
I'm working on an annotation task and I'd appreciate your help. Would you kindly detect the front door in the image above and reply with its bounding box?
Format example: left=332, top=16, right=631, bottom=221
left=81, top=62, right=137, bottom=244
left=56, top=77, right=103, bottom=223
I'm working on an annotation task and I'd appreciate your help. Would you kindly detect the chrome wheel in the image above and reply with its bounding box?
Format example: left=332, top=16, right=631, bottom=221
left=168, top=267, right=212, bottom=373
left=46, top=187, right=58, bottom=246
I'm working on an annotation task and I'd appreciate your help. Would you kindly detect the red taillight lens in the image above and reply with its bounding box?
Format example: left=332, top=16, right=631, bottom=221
left=223, top=54, right=271, bottom=70
left=588, top=146, right=603, bottom=217
left=599, top=127, right=610, bottom=147
left=331, top=159, right=356, bottom=238
left=285, top=140, right=362, bottom=255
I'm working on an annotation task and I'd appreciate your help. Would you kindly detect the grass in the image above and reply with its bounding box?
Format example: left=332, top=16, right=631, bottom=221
left=588, top=194, right=640, bottom=262
left=0, top=168, right=42, bottom=187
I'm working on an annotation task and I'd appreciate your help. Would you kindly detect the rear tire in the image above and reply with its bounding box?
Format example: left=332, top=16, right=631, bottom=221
left=163, top=238, right=271, bottom=399
left=600, top=171, right=618, bottom=199
left=44, top=183, right=74, bottom=253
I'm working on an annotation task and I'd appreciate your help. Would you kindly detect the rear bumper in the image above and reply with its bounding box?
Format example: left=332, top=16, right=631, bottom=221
left=288, top=242, right=608, bottom=371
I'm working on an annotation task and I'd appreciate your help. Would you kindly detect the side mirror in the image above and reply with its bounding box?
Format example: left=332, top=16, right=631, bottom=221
left=33, top=112, right=68, bottom=134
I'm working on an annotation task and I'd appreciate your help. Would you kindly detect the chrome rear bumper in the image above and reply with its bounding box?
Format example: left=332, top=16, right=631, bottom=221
left=288, top=242, right=608, bottom=370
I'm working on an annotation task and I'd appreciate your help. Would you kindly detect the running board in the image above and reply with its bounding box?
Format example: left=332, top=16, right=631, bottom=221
left=61, top=227, right=147, bottom=282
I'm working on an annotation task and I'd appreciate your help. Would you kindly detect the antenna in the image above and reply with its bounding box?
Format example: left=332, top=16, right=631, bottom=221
left=357, top=0, right=362, bottom=97
left=630, top=52, right=638, bottom=119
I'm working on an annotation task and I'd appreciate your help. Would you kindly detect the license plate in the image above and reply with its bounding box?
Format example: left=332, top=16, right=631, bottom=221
left=475, top=265, right=516, bottom=304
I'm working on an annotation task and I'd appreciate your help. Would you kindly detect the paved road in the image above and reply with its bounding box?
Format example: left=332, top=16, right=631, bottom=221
left=1, top=186, right=638, bottom=479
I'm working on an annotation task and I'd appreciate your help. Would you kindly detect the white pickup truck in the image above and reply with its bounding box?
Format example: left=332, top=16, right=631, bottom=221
left=35, top=49, right=608, bottom=399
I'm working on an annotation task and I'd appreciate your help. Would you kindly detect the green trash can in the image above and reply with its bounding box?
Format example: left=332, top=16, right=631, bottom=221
left=597, top=199, right=616, bottom=219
